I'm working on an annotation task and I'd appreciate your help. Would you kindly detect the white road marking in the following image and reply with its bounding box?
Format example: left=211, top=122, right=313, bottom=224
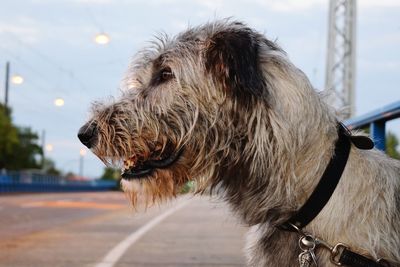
left=94, top=199, right=190, bottom=267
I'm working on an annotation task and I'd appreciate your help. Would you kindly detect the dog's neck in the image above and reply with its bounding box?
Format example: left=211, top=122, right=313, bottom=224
left=280, top=123, right=355, bottom=231
left=243, top=124, right=400, bottom=265
left=217, top=98, right=339, bottom=227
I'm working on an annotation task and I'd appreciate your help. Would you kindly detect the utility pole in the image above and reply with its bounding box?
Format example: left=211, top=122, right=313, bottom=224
left=41, top=130, right=46, bottom=170
left=1, top=62, right=10, bottom=170
left=79, top=155, right=84, bottom=177
left=4, top=61, right=10, bottom=109
left=79, top=149, right=86, bottom=177
left=325, top=0, right=357, bottom=119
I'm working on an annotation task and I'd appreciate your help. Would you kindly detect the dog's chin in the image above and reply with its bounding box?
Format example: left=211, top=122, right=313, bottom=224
left=121, top=148, right=183, bottom=180
left=121, top=166, right=153, bottom=180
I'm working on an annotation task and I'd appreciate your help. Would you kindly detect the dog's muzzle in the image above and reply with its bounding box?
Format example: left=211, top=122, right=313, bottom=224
left=121, top=148, right=183, bottom=180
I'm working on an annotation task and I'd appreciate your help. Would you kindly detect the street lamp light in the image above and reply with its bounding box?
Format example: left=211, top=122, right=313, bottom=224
left=94, top=32, right=110, bottom=45
left=54, top=98, right=65, bottom=107
left=79, top=148, right=87, bottom=156
left=11, top=74, right=24, bottom=85
left=45, top=144, right=54, bottom=152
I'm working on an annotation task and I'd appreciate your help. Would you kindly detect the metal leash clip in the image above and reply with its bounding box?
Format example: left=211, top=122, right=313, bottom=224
left=298, top=234, right=318, bottom=267
left=315, top=237, right=349, bottom=266
left=330, top=243, right=349, bottom=265
left=289, top=223, right=400, bottom=267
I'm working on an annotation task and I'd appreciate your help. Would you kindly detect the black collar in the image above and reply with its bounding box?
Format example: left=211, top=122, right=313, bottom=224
left=279, top=123, right=373, bottom=232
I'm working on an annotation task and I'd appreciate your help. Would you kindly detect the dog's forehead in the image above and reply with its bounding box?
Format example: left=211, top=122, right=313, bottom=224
left=131, top=20, right=249, bottom=65
left=122, top=20, right=261, bottom=91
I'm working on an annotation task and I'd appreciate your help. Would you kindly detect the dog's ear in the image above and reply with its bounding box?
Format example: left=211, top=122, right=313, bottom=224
left=205, top=28, right=266, bottom=99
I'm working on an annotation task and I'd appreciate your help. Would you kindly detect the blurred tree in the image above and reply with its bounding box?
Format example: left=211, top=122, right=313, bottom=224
left=6, top=127, right=43, bottom=170
left=100, top=167, right=120, bottom=180
left=0, top=103, right=55, bottom=171
left=0, top=104, right=19, bottom=169
left=386, top=131, right=400, bottom=160
left=42, top=158, right=61, bottom=175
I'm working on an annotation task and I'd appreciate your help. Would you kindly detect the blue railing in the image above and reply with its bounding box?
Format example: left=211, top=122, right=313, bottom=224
left=0, top=171, right=118, bottom=193
left=345, top=100, right=400, bottom=151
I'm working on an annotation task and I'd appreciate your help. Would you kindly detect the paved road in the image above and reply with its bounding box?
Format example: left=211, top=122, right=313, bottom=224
left=0, top=192, right=247, bottom=267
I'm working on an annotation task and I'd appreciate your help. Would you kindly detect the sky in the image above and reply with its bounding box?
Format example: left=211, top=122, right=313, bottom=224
left=0, top=0, right=399, bottom=178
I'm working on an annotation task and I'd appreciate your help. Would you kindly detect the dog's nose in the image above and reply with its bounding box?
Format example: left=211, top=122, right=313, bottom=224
left=78, top=122, right=98, bottom=149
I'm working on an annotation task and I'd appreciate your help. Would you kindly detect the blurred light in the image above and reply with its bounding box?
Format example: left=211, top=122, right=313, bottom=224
left=45, top=144, right=54, bottom=152
left=54, top=98, right=65, bottom=107
left=94, top=33, right=110, bottom=45
left=11, top=74, right=24, bottom=85
left=80, top=148, right=87, bottom=156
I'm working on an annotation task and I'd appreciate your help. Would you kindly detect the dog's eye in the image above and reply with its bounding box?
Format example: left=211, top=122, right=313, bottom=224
left=160, top=68, right=174, bottom=82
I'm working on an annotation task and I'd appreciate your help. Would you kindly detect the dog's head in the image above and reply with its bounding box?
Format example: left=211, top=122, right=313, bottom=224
left=78, top=20, right=332, bottom=214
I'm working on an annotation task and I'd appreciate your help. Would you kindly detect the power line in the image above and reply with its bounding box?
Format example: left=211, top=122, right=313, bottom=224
left=0, top=44, right=94, bottom=104
left=3, top=31, right=89, bottom=93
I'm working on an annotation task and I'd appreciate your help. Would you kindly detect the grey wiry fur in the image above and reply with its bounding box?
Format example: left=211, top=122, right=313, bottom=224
left=83, top=20, right=400, bottom=266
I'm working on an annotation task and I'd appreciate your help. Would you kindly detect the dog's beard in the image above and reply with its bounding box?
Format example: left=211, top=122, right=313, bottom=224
left=120, top=161, right=192, bottom=208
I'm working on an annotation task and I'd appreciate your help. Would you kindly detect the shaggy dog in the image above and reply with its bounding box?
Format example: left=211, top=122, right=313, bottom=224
left=78, top=20, right=400, bottom=266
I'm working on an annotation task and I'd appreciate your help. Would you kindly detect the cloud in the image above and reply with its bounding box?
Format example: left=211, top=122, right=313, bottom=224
left=359, top=0, right=400, bottom=8
left=72, top=0, right=113, bottom=3
left=0, top=17, right=41, bottom=44
left=31, top=0, right=113, bottom=4
left=254, top=0, right=325, bottom=12
left=359, top=59, right=400, bottom=72
left=187, top=0, right=326, bottom=13
left=170, top=19, right=190, bottom=31
left=192, top=0, right=225, bottom=10
left=250, top=0, right=400, bottom=12
left=360, top=33, right=400, bottom=49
